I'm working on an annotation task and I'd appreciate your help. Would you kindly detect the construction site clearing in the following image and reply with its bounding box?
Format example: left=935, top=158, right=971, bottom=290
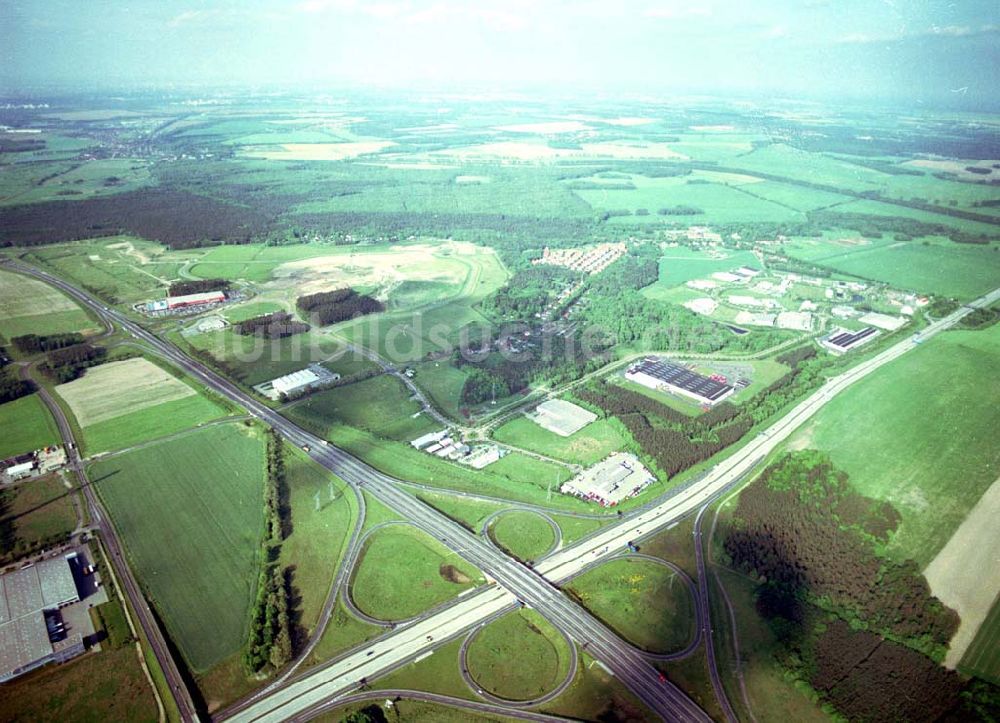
left=560, top=452, right=656, bottom=507
left=526, top=399, right=597, bottom=437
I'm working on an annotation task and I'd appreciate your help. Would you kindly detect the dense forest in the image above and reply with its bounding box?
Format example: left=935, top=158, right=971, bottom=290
left=725, top=451, right=956, bottom=653
left=234, top=312, right=309, bottom=339
left=11, top=332, right=85, bottom=355
left=296, top=289, right=384, bottom=326
left=720, top=452, right=1000, bottom=722
left=479, top=265, right=579, bottom=321
left=39, top=343, right=107, bottom=383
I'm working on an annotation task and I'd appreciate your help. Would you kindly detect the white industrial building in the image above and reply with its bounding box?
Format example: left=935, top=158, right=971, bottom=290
left=561, top=453, right=656, bottom=507
left=0, top=555, right=84, bottom=682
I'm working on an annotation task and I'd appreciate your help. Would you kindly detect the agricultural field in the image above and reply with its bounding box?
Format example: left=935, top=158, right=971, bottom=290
left=488, top=510, right=558, bottom=561
left=571, top=173, right=801, bottom=224
left=0, top=267, right=96, bottom=338
left=566, top=557, right=695, bottom=654
left=88, top=423, right=266, bottom=672
left=286, top=374, right=435, bottom=442
left=961, top=595, right=1000, bottom=685
left=54, top=357, right=229, bottom=454
left=0, top=393, right=59, bottom=459
left=465, top=609, right=573, bottom=701
left=349, top=524, right=483, bottom=620
left=0, top=474, right=78, bottom=564
left=0, top=644, right=158, bottom=723
left=492, top=415, right=629, bottom=466
left=786, top=237, right=1000, bottom=299
left=785, top=324, right=1000, bottom=567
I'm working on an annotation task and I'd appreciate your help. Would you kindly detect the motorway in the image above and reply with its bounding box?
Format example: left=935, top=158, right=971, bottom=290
left=211, top=285, right=1000, bottom=723
left=3, top=261, right=714, bottom=722
left=9, top=258, right=997, bottom=722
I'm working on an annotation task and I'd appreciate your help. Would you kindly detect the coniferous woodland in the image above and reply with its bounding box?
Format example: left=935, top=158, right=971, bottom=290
left=296, top=289, right=384, bottom=326
left=11, top=332, right=85, bottom=354
left=720, top=452, right=1000, bottom=722
left=39, top=343, right=107, bottom=383
left=233, top=312, right=310, bottom=339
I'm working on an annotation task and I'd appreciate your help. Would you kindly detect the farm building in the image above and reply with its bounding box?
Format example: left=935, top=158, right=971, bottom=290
left=0, top=555, right=85, bottom=682
left=528, top=399, right=597, bottom=437
left=411, top=429, right=449, bottom=450
left=4, top=461, right=34, bottom=481
left=560, top=453, right=655, bottom=506
left=820, top=327, right=881, bottom=355
left=625, top=357, right=735, bottom=406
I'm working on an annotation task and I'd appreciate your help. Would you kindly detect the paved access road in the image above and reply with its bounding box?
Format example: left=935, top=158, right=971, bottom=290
left=10, top=259, right=996, bottom=723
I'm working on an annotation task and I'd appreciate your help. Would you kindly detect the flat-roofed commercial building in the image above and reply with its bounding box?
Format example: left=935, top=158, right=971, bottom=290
left=820, top=326, right=880, bottom=355
left=625, top=357, right=735, bottom=406
left=0, top=555, right=84, bottom=682
left=560, top=453, right=656, bottom=507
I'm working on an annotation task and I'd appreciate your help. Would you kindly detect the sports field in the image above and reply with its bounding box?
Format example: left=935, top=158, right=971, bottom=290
left=492, top=416, right=629, bottom=466
left=465, top=609, right=572, bottom=701
left=786, top=324, right=1000, bottom=566
left=567, top=557, right=695, bottom=654
left=0, top=393, right=59, bottom=459
left=350, top=524, right=482, bottom=621
left=0, top=268, right=95, bottom=338
left=489, top=511, right=557, bottom=561
left=55, top=358, right=228, bottom=454
left=89, top=423, right=266, bottom=671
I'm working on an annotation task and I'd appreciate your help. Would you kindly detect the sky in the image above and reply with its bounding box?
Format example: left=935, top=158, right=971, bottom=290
left=2, top=0, right=999, bottom=107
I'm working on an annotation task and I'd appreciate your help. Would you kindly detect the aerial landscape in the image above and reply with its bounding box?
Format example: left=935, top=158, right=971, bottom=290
left=1, top=1, right=999, bottom=722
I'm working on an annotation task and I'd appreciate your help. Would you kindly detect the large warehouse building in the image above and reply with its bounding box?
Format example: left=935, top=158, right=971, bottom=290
left=820, top=326, right=880, bottom=355
left=561, top=453, right=656, bottom=507
left=625, top=357, right=735, bottom=406
left=0, top=555, right=85, bottom=682
left=145, top=291, right=226, bottom=313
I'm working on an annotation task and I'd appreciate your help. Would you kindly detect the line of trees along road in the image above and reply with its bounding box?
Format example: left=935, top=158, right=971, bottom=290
left=243, top=429, right=294, bottom=674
